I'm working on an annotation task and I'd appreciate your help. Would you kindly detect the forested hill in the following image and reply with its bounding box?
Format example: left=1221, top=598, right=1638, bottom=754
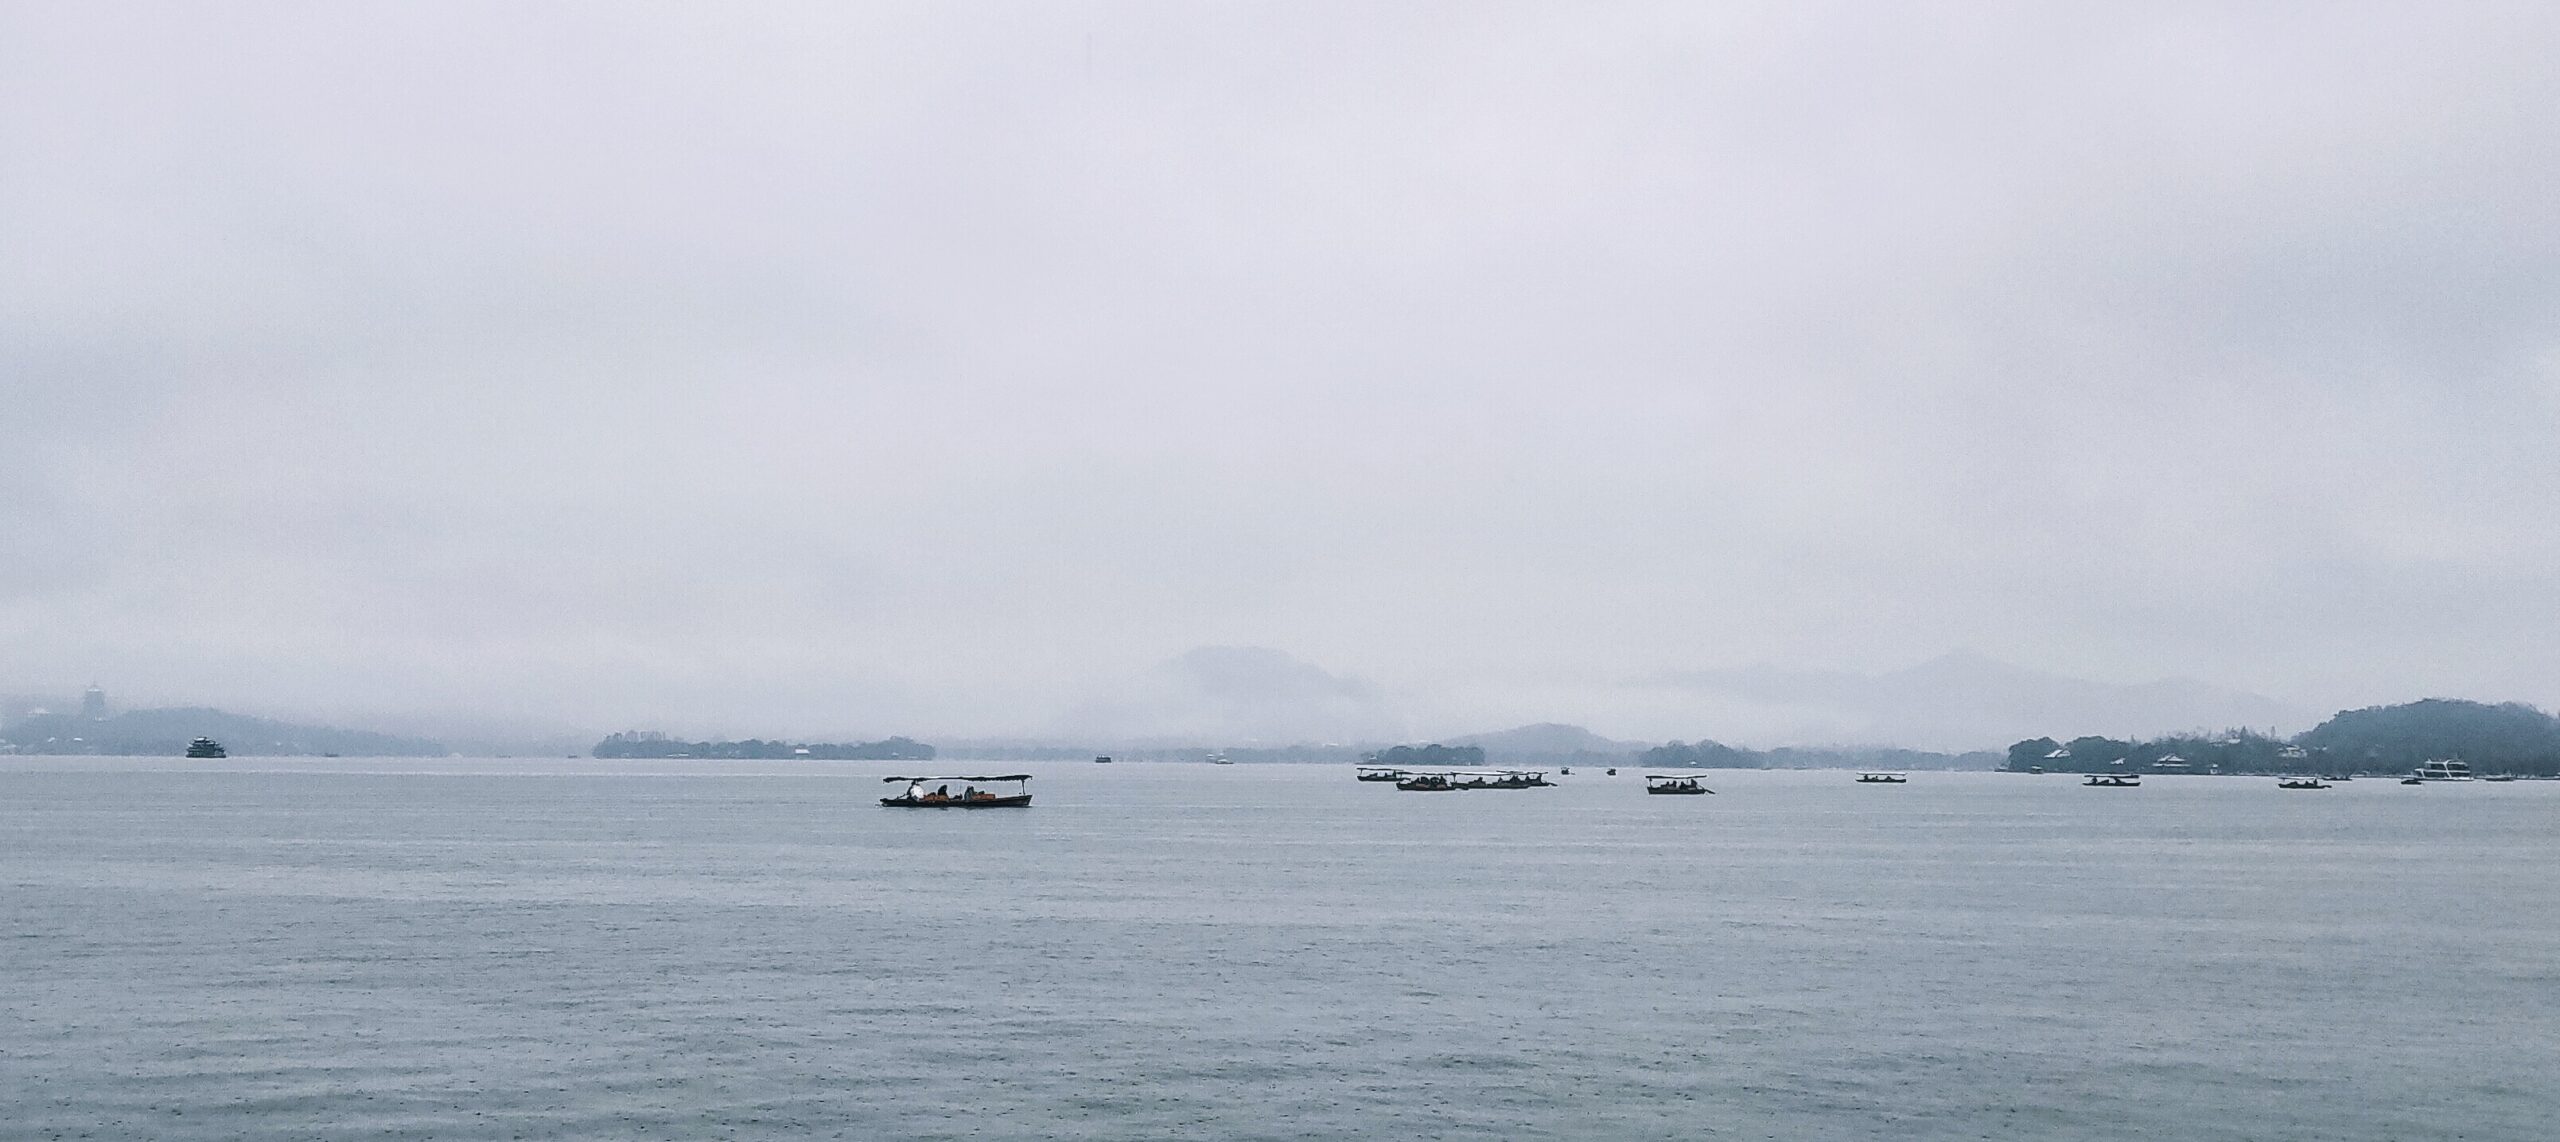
left=2004, top=699, right=2560, bottom=776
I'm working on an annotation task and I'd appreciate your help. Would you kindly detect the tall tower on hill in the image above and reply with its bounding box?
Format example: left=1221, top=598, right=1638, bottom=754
left=82, top=685, right=106, bottom=721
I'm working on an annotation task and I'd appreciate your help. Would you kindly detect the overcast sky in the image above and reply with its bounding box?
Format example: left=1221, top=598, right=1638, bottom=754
left=5, top=2, right=2556, bottom=744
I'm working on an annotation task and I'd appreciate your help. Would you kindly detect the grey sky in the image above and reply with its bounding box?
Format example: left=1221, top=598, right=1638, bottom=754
left=5, top=3, right=2556, bottom=744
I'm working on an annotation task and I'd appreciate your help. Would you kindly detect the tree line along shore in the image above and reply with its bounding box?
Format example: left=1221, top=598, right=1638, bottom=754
left=2001, top=699, right=2560, bottom=777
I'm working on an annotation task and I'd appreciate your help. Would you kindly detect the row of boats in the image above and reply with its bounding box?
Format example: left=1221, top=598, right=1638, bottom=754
left=2083, top=759, right=2501, bottom=788
left=874, top=758, right=2533, bottom=809
left=1357, top=766, right=1727, bottom=794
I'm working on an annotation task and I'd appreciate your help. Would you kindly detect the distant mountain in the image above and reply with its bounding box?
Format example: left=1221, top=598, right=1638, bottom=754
left=1449, top=722, right=1646, bottom=762
left=1648, top=651, right=2315, bottom=752
left=0, top=707, right=446, bottom=757
left=1051, top=646, right=1403, bottom=744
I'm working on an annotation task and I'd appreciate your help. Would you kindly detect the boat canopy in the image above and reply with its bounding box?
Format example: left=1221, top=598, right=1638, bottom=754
left=881, top=774, right=1032, bottom=784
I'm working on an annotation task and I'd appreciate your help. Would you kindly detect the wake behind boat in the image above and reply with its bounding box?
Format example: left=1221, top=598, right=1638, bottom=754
left=881, top=774, right=1032, bottom=808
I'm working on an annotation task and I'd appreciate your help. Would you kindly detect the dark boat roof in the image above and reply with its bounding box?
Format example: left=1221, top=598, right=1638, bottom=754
left=882, top=775, right=1032, bottom=783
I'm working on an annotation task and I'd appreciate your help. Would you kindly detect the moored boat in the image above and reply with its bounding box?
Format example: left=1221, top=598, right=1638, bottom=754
left=881, top=774, right=1033, bottom=808
left=1446, top=770, right=1552, bottom=789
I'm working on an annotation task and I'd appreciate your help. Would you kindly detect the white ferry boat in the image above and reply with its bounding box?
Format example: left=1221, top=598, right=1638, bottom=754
left=2414, top=758, right=2473, bottom=781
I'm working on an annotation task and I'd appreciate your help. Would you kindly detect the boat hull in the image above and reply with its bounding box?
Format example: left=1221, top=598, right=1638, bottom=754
left=880, top=796, right=1031, bottom=809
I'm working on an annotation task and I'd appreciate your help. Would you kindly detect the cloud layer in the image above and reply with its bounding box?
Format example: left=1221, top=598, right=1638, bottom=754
left=5, top=3, right=2556, bottom=739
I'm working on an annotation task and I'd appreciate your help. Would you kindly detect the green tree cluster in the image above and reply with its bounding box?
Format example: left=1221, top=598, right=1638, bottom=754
left=1365, top=743, right=1485, bottom=768
left=2003, top=699, right=2560, bottom=776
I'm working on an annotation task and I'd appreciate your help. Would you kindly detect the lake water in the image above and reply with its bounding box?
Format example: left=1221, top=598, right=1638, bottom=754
left=4, top=759, right=2554, bottom=1140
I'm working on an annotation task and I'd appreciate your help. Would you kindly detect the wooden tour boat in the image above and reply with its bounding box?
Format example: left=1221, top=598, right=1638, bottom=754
left=881, top=774, right=1033, bottom=808
left=1855, top=771, right=1908, bottom=784
left=1644, top=774, right=1714, bottom=795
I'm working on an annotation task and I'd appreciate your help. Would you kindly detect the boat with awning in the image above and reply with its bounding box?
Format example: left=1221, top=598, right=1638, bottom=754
left=881, top=774, right=1033, bottom=808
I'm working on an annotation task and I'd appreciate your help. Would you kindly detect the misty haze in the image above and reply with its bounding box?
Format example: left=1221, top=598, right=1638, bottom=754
left=5, top=4, right=2555, bottom=1140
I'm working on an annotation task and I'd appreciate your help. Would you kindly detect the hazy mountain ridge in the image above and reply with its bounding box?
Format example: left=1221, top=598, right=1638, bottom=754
left=1446, top=722, right=1647, bottom=763
left=1648, top=651, right=2317, bottom=751
left=1051, top=646, right=1403, bottom=744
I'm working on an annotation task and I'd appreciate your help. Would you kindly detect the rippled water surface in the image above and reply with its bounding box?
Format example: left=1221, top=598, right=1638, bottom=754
left=5, top=759, right=2555, bottom=1140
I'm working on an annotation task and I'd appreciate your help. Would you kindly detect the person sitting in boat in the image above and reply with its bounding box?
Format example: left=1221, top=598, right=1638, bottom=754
left=962, top=785, right=981, bottom=801
left=903, top=781, right=925, bottom=802
left=923, top=784, right=952, bottom=802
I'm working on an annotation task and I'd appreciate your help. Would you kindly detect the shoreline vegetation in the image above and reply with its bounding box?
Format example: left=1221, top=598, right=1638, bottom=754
left=7, top=698, right=2553, bottom=775
left=2003, top=699, right=2560, bottom=777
